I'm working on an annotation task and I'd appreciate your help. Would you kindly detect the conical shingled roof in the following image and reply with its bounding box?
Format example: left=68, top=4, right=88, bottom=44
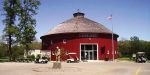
left=44, top=12, right=112, bottom=36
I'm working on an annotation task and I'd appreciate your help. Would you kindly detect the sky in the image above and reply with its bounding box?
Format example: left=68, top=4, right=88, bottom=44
left=0, top=0, right=150, bottom=41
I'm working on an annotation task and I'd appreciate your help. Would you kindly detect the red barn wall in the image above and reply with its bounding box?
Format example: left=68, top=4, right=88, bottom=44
left=41, top=33, right=118, bottom=61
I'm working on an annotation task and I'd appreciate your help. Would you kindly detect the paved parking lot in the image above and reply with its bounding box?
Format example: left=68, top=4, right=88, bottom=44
left=0, top=61, right=150, bottom=75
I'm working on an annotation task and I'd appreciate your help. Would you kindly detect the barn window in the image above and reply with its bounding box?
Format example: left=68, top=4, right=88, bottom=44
left=50, top=40, right=53, bottom=45
left=115, top=50, right=117, bottom=54
left=65, top=50, right=69, bottom=55
left=107, top=50, right=109, bottom=54
left=101, top=46, right=105, bottom=54
left=43, top=42, right=47, bottom=46
left=79, top=34, right=97, bottom=38
left=63, top=39, right=67, bottom=44
left=52, top=51, right=55, bottom=55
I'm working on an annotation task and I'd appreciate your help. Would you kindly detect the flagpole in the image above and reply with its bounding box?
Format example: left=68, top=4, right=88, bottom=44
left=111, top=20, right=114, bottom=62
left=108, top=14, right=114, bottom=62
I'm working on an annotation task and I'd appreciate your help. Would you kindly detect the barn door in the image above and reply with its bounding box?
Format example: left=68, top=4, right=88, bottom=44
left=80, top=44, right=98, bottom=60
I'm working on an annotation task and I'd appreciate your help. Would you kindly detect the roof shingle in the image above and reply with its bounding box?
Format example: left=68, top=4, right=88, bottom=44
left=44, top=12, right=112, bottom=36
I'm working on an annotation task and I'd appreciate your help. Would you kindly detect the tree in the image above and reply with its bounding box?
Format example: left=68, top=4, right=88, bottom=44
left=11, top=45, right=24, bottom=60
left=118, top=36, right=150, bottom=59
left=2, top=0, right=20, bottom=61
left=0, top=42, right=8, bottom=57
left=130, top=36, right=140, bottom=54
left=31, top=41, right=41, bottom=50
left=118, top=40, right=131, bottom=57
left=2, top=0, right=40, bottom=60
left=16, top=0, right=40, bottom=57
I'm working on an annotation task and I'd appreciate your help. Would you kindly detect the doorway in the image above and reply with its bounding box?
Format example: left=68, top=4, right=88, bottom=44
left=80, top=44, right=98, bottom=60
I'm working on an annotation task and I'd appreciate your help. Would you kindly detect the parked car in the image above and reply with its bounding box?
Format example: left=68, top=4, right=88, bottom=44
left=35, top=57, right=48, bottom=64
left=66, top=52, right=79, bottom=63
left=135, top=52, right=146, bottom=63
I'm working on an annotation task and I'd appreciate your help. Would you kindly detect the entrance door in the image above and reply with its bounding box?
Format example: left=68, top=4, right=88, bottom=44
left=81, top=44, right=98, bottom=60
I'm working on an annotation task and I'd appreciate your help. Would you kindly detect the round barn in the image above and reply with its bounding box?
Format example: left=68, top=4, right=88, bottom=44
left=40, top=12, right=119, bottom=61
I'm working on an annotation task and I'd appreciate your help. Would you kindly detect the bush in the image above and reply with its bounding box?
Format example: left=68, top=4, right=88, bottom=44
left=0, top=58, right=9, bottom=62
left=36, top=54, right=41, bottom=59
left=0, top=56, right=9, bottom=59
left=0, top=56, right=9, bottom=62
left=146, top=53, right=150, bottom=60
left=27, top=55, right=35, bottom=61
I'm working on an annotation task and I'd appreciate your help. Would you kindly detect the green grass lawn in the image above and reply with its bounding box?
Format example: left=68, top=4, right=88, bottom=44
left=118, top=57, right=135, bottom=61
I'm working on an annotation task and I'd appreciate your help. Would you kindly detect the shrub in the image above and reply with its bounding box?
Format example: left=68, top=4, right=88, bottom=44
left=27, top=55, right=35, bottom=61
left=0, top=59, right=9, bottom=62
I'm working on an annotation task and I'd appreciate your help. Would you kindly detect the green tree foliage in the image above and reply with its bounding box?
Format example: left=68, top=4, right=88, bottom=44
left=16, top=0, right=40, bottom=56
left=2, top=0, right=40, bottom=60
left=118, top=40, right=131, bottom=57
left=0, top=42, right=8, bottom=57
left=118, top=36, right=150, bottom=58
left=11, top=45, right=24, bottom=60
left=0, top=42, right=24, bottom=61
left=2, top=0, right=20, bottom=61
left=139, top=40, right=150, bottom=52
left=31, top=41, right=41, bottom=50
left=130, top=36, right=140, bottom=54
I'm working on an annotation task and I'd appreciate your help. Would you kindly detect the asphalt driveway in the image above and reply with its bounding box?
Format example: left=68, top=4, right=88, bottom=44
left=0, top=61, right=150, bottom=75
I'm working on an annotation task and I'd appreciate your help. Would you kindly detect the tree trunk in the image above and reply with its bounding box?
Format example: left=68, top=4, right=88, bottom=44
left=7, top=0, right=16, bottom=62
left=8, top=34, right=12, bottom=61
left=24, top=44, right=29, bottom=57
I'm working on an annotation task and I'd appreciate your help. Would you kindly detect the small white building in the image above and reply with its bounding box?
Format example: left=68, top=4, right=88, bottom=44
left=28, top=49, right=51, bottom=58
